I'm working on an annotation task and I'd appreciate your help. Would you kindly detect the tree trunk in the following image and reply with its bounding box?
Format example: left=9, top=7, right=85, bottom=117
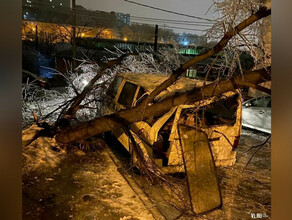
left=55, top=6, right=271, bottom=144
left=55, top=67, right=270, bottom=144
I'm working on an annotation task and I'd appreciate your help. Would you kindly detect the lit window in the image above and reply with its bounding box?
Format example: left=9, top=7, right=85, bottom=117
left=60, top=3, right=62, bottom=5
left=50, top=0, right=52, bottom=2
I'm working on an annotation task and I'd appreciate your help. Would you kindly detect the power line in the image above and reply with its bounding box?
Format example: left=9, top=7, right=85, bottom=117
left=24, top=2, right=214, bottom=25
left=23, top=18, right=206, bottom=41
left=130, top=15, right=214, bottom=24
left=124, top=20, right=207, bottom=32
left=23, top=1, right=215, bottom=27
left=23, top=4, right=210, bottom=33
left=27, top=0, right=215, bottom=24
left=25, top=16, right=206, bottom=34
left=24, top=0, right=216, bottom=26
left=131, top=18, right=212, bottom=27
left=126, top=21, right=206, bottom=32
left=124, top=0, right=215, bottom=22
left=163, top=25, right=207, bottom=32
left=23, top=5, right=210, bottom=33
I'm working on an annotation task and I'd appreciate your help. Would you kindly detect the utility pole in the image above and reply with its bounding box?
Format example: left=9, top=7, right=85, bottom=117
left=154, top=24, right=158, bottom=53
left=72, top=0, right=77, bottom=70
left=35, top=25, right=38, bottom=50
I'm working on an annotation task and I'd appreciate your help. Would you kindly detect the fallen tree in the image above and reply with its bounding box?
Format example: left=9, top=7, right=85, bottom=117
left=61, top=6, right=270, bottom=121
left=22, top=2, right=272, bottom=215
left=55, top=66, right=270, bottom=144
left=54, top=6, right=271, bottom=144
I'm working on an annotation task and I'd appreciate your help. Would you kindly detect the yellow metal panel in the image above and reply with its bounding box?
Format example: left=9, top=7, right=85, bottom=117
left=178, top=125, right=221, bottom=214
left=131, top=121, right=153, bottom=157
left=149, top=107, right=177, bottom=145
left=202, top=92, right=242, bottom=166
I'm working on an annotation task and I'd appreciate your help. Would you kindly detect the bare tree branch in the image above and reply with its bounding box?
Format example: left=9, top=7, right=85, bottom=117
left=143, top=6, right=271, bottom=105
left=65, top=53, right=137, bottom=116
left=242, top=135, right=271, bottom=172
left=55, top=66, right=270, bottom=144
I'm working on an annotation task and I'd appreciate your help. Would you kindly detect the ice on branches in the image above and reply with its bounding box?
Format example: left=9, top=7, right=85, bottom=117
left=22, top=49, right=187, bottom=128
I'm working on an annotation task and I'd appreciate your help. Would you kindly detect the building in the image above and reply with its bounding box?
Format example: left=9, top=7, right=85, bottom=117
left=22, top=0, right=71, bottom=23
left=74, top=6, right=116, bottom=28
left=22, top=0, right=70, bottom=9
left=23, top=1, right=118, bottom=29
left=115, top=13, right=130, bottom=26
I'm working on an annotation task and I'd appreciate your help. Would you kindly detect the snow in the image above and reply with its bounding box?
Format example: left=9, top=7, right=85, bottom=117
left=22, top=136, right=155, bottom=219
left=22, top=136, right=66, bottom=175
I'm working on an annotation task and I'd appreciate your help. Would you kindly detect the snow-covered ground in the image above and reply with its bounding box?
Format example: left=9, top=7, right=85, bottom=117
left=108, top=128, right=271, bottom=219
left=22, top=127, right=271, bottom=219
left=22, top=141, right=155, bottom=219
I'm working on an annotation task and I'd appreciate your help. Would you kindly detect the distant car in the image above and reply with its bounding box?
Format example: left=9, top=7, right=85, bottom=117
left=242, top=96, right=271, bottom=133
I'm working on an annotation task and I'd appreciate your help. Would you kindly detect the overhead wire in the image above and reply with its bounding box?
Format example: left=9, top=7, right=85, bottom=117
left=23, top=2, right=213, bottom=33
left=163, top=25, right=207, bottom=32
left=24, top=2, right=214, bottom=25
left=26, top=0, right=215, bottom=24
left=131, top=18, right=212, bottom=27
left=131, top=16, right=213, bottom=24
left=124, top=0, right=216, bottom=22
left=130, top=21, right=207, bottom=32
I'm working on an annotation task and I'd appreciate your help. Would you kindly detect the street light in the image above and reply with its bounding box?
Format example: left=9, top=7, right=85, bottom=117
left=123, top=37, right=128, bottom=42
left=183, top=41, right=189, bottom=46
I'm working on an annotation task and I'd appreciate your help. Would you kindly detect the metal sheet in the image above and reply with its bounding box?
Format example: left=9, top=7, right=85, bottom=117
left=178, top=125, right=222, bottom=214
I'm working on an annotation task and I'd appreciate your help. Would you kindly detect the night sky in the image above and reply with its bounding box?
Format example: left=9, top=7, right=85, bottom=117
left=77, top=0, right=218, bottom=34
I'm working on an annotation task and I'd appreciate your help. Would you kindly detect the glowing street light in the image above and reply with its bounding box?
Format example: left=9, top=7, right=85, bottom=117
left=123, top=37, right=128, bottom=42
left=183, top=41, right=189, bottom=46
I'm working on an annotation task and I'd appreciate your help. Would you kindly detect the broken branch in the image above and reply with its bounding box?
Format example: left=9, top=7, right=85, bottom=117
left=55, top=66, right=270, bottom=144
left=143, top=7, right=271, bottom=105
left=65, top=53, right=137, bottom=116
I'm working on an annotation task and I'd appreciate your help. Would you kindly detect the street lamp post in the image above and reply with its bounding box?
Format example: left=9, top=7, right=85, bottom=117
left=35, top=25, right=38, bottom=50
left=72, top=0, right=77, bottom=70
left=154, top=24, right=158, bottom=53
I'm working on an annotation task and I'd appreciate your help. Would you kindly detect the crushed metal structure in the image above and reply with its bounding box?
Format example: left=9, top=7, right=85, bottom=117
left=105, top=73, right=243, bottom=214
